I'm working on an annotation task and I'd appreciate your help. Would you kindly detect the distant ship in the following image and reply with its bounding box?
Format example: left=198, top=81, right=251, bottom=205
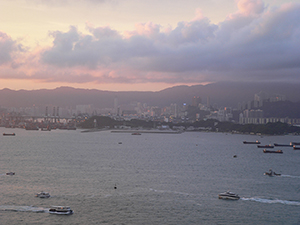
left=243, top=141, right=260, bottom=144
left=274, top=143, right=292, bottom=147
left=257, top=144, right=274, bottom=148
left=263, top=149, right=283, bottom=154
left=3, top=133, right=15, bottom=136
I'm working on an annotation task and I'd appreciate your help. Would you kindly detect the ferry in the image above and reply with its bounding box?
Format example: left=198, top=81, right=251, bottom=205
left=218, top=191, right=240, bottom=200
left=36, top=191, right=50, bottom=198
left=49, top=206, right=73, bottom=215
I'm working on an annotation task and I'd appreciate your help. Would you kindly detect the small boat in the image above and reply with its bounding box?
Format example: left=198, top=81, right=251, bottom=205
left=36, top=191, right=51, bottom=198
left=131, top=132, right=141, bottom=135
left=293, top=145, right=300, bottom=150
left=243, top=141, right=260, bottom=144
left=264, top=169, right=281, bottom=176
left=263, top=149, right=283, bottom=154
left=6, top=172, right=15, bottom=175
left=3, top=133, right=15, bottom=136
left=218, top=191, right=240, bottom=200
left=274, top=143, right=292, bottom=147
left=257, top=144, right=274, bottom=148
left=49, top=206, right=73, bottom=215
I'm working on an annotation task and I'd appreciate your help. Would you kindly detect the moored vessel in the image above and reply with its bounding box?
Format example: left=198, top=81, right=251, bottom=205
left=274, top=143, right=292, bottom=147
left=290, top=142, right=300, bottom=146
left=263, top=149, right=283, bottom=154
left=243, top=141, right=260, bottom=144
left=3, top=133, right=16, bottom=136
left=257, top=144, right=274, bottom=148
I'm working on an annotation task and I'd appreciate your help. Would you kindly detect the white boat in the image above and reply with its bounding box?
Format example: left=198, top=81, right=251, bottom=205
left=49, top=206, right=73, bottom=215
left=36, top=191, right=50, bottom=198
left=218, top=191, right=240, bottom=200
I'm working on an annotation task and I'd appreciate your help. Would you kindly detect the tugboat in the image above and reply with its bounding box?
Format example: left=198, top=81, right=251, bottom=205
left=49, top=206, right=73, bottom=215
left=218, top=191, right=240, bottom=200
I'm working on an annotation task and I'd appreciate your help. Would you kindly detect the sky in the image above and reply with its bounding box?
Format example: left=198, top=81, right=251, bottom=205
left=0, top=0, right=300, bottom=91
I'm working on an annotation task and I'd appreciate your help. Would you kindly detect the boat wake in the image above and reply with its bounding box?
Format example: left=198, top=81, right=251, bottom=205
left=0, top=205, right=49, bottom=213
left=281, top=175, right=300, bottom=179
left=149, top=188, right=192, bottom=197
left=241, top=197, right=300, bottom=206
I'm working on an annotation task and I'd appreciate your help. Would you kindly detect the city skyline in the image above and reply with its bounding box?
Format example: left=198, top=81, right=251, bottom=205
left=0, top=0, right=300, bottom=91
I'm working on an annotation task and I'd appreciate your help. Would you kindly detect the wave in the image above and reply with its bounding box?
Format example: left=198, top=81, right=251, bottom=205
left=241, top=197, right=300, bottom=206
left=0, top=205, right=49, bottom=213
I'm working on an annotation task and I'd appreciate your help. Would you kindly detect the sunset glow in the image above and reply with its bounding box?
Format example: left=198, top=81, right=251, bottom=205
left=0, top=0, right=300, bottom=91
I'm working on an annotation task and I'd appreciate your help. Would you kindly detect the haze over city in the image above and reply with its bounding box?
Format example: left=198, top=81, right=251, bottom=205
left=0, top=0, right=300, bottom=92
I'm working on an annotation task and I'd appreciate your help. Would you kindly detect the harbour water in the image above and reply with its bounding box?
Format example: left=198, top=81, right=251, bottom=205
left=0, top=127, right=300, bottom=224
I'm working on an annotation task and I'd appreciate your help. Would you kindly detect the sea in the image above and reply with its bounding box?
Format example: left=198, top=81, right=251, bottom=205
left=0, top=127, right=300, bottom=225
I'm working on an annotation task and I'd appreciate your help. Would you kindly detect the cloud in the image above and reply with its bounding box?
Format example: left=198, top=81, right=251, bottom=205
left=0, top=32, right=17, bottom=65
left=1, top=0, right=300, bottom=86
left=237, top=0, right=265, bottom=16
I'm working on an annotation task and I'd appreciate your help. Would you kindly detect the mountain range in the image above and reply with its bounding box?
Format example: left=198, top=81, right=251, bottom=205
left=0, top=82, right=300, bottom=109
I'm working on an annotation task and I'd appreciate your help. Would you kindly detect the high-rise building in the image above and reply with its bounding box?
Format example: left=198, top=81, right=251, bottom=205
left=192, top=96, right=201, bottom=107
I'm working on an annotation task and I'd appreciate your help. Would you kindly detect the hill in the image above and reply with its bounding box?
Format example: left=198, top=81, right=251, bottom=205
left=0, top=82, right=300, bottom=109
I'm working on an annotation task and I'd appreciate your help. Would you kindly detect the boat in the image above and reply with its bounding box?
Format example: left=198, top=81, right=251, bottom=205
left=263, top=149, right=283, bottom=154
left=6, top=172, right=15, bottom=175
left=257, top=144, right=274, bottom=148
left=3, top=133, right=15, bottom=136
left=291, top=142, right=300, bottom=146
left=274, top=143, right=292, bottom=147
left=49, top=206, right=73, bottom=215
left=131, top=132, right=141, bottom=135
left=293, top=145, right=300, bottom=150
left=218, top=191, right=240, bottom=200
left=36, top=191, right=50, bottom=198
left=243, top=141, right=260, bottom=144
left=264, top=169, right=281, bottom=176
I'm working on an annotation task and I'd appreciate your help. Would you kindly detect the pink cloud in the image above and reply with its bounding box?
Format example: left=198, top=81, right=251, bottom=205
left=237, top=0, right=265, bottom=16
